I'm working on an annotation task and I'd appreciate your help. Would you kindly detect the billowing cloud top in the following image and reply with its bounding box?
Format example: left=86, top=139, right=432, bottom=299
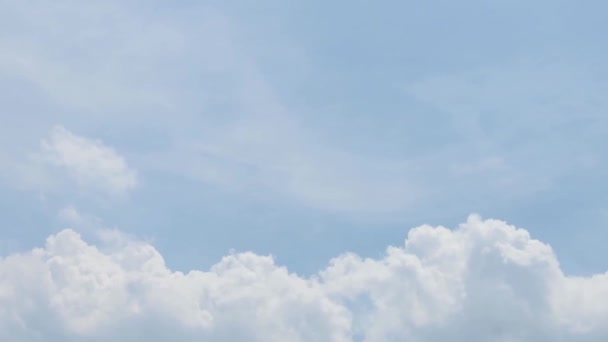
left=1, top=216, right=606, bottom=341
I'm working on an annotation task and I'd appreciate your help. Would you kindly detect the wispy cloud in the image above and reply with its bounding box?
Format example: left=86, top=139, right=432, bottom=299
left=406, top=60, right=607, bottom=171
left=177, top=113, right=417, bottom=214
left=402, top=60, right=608, bottom=207
left=1, top=0, right=420, bottom=215
left=39, top=125, right=137, bottom=196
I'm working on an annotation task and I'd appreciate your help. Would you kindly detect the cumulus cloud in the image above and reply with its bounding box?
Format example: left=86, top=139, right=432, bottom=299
left=0, top=216, right=607, bottom=341
left=39, top=126, right=137, bottom=195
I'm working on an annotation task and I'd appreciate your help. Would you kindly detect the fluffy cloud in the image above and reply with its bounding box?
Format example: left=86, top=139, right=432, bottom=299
left=39, top=126, right=137, bottom=195
left=1, top=215, right=607, bottom=341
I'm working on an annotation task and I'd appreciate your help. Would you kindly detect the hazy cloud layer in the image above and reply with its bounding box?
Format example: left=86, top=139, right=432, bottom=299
left=1, top=216, right=606, bottom=341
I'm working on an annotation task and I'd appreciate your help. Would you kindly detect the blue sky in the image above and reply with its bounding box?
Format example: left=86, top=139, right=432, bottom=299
left=1, top=1, right=608, bottom=340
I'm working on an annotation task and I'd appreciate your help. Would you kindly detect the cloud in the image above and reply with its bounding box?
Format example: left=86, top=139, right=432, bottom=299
left=39, top=126, right=137, bottom=196
left=0, top=0, right=414, bottom=214
left=0, top=215, right=607, bottom=341
left=177, top=115, right=416, bottom=215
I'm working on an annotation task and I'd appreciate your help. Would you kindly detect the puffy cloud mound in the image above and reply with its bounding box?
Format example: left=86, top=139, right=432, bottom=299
left=1, top=215, right=607, bottom=341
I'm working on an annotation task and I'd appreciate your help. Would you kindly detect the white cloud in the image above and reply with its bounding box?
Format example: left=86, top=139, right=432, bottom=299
left=1, top=216, right=607, bottom=341
left=1, top=0, right=414, bottom=214
left=39, top=126, right=137, bottom=196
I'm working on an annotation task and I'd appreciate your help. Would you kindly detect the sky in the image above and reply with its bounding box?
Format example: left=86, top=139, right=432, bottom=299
left=1, top=0, right=607, bottom=341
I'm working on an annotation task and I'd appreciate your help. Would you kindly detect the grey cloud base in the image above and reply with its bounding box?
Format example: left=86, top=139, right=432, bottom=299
left=1, top=216, right=606, bottom=341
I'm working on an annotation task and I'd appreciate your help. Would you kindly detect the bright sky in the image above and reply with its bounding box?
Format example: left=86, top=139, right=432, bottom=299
left=1, top=1, right=608, bottom=341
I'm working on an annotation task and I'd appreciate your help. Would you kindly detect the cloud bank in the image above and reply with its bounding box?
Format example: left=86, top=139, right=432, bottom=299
left=1, top=215, right=606, bottom=341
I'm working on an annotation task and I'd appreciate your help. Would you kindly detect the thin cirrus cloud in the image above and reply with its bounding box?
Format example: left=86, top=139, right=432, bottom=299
left=2, top=0, right=416, bottom=214
left=178, top=114, right=417, bottom=214
left=38, top=125, right=137, bottom=196
left=0, top=215, right=607, bottom=341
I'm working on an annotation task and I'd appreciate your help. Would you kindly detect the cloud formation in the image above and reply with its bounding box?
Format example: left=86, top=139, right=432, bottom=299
left=39, top=126, right=137, bottom=195
left=1, top=215, right=606, bottom=341
left=1, top=0, right=415, bottom=214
